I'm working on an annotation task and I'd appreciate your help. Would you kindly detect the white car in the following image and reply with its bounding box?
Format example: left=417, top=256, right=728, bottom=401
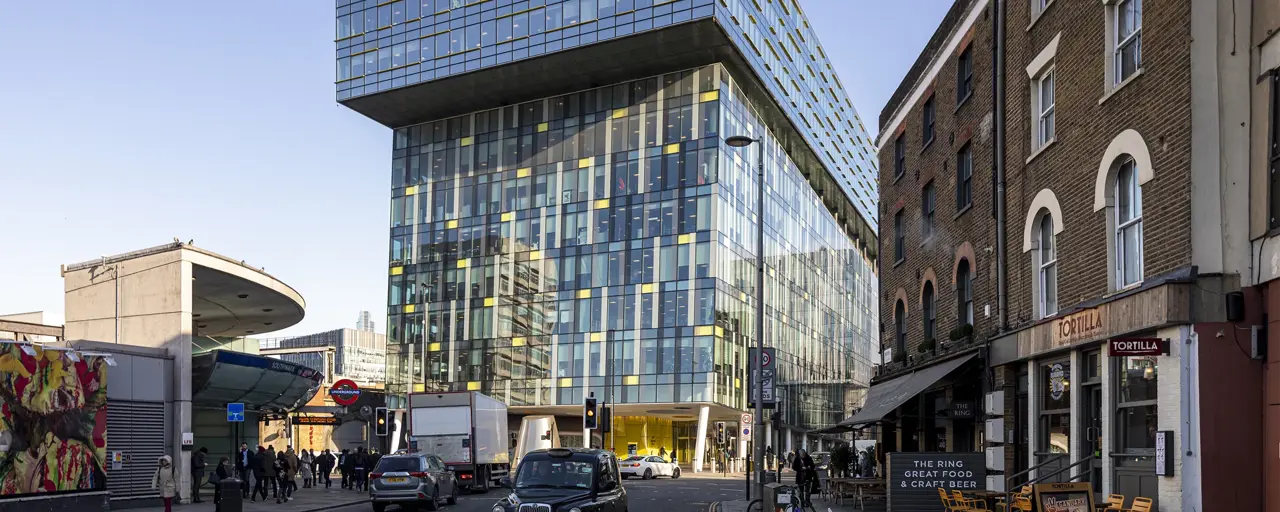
left=619, top=455, right=681, bottom=479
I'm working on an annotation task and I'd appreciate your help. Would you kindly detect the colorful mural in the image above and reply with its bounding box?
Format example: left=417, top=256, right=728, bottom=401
left=0, top=344, right=108, bottom=495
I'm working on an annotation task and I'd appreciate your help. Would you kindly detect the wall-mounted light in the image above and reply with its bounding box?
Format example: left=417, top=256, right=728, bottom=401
left=78, top=351, right=119, bottom=367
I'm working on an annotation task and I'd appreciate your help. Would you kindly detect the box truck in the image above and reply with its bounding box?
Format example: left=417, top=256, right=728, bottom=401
left=407, top=391, right=510, bottom=492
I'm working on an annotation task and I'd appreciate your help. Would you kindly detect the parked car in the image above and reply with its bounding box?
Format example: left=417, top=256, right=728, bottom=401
left=491, top=447, right=628, bottom=512
left=618, top=455, right=680, bottom=480
left=369, top=453, right=458, bottom=511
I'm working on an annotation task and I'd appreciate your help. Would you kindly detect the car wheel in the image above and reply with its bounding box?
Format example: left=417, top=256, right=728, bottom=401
left=643, top=468, right=653, bottom=480
left=621, top=474, right=630, bottom=480
left=423, top=485, right=440, bottom=511
left=476, top=467, right=490, bottom=493
left=672, top=467, right=681, bottom=479
left=447, top=478, right=458, bottom=505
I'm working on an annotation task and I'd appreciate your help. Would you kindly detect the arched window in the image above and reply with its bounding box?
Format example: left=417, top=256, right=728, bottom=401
left=1038, top=214, right=1058, bottom=317
left=894, top=300, right=907, bottom=357
left=922, top=282, right=936, bottom=343
left=956, top=259, right=973, bottom=326
left=1115, top=157, right=1144, bottom=287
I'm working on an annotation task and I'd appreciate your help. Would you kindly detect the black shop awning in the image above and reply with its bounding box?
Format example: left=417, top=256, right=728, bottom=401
left=838, top=353, right=977, bottom=428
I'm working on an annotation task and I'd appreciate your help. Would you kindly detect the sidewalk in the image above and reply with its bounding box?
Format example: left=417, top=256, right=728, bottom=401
left=128, top=483, right=367, bottom=512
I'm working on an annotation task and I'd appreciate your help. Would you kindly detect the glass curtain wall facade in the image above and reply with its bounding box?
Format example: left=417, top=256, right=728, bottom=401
left=383, top=64, right=874, bottom=430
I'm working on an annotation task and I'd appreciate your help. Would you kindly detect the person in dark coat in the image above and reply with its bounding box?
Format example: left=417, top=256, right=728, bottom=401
left=351, top=447, right=368, bottom=492
left=251, top=447, right=268, bottom=502
left=235, top=443, right=252, bottom=498
left=213, top=457, right=231, bottom=511
left=318, top=449, right=337, bottom=488
left=340, top=449, right=353, bottom=489
left=793, top=450, right=817, bottom=496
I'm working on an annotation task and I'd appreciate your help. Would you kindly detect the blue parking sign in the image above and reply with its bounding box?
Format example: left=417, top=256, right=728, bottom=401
left=227, top=402, right=245, bottom=422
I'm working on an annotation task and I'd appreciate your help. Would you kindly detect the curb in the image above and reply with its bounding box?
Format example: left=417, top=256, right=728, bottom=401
left=296, top=500, right=367, bottom=512
left=709, top=502, right=721, bottom=512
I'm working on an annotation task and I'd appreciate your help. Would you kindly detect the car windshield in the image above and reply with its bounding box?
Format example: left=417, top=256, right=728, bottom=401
left=515, top=459, right=594, bottom=490
left=374, top=457, right=421, bottom=472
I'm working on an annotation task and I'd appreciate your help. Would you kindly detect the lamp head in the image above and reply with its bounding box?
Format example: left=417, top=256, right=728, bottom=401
left=725, top=135, right=756, bottom=147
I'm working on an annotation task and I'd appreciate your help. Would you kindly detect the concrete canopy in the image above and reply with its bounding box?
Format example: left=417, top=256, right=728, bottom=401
left=190, top=263, right=304, bottom=337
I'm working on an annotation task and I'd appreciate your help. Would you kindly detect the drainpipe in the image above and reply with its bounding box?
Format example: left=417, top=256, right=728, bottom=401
left=993, top=0, right=1009, bottom=330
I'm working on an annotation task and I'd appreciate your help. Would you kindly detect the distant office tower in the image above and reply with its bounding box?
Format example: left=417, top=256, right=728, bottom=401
left=357, top=310, right=376, bottom=332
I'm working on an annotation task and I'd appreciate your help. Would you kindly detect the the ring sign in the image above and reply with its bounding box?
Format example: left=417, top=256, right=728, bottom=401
left=329, top=378, right=361, bottom=406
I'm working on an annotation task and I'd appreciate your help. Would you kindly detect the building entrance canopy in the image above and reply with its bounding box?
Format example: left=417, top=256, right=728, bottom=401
left=838, top=354, right=976, bottom=428
left=191, top=350, right=322, bottom=413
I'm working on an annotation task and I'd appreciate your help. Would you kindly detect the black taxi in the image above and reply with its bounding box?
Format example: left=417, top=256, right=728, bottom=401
left=491, top=448, right=627, bottom=512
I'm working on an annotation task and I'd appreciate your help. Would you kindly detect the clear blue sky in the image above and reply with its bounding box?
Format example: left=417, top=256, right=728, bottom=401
left=0, top=0, right=948, bottom=337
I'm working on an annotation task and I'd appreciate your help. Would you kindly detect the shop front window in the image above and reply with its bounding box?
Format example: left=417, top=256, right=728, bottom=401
left=1116, top=355, right=1158, bottom=452
left=1037, top=361, right=1070, bottom=481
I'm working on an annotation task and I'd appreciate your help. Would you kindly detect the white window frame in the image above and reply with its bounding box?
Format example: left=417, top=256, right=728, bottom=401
left=1113, top=0, right=1142, bottom=85
left=1037, top=214, right=1058, bottom=318
left=1036, top=68, right=1056, bottom=147
left=1114, top=157, right=1144, bottom=288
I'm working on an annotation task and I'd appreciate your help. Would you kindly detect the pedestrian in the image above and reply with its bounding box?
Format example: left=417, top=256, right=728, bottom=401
left=236, top=442, right=252, bottom=498
left=351, top=447, right=368, bottom=492
left=265, top=446, right=278, bottom=498
left=251, top=446, right=268, bottom=502
left=190, top=447, right=208, bottom=503
left=212, top=457, right=231, bottom=511
left=319, top=449, right=336, bottom=488
left=658, top=446, right=667, bottom=459
left=339, top=448, right=351, bottom=489
left=151, top=455, right=179, bottom=512
left=285, top=445, right=300, bottom=496
left=274, top=451, right=293, bottom=503
left=671, top=447, right=678, bottom=464
left=793, top=450, right=817, bottom=496
left=301, top=449, right=314, bottom=488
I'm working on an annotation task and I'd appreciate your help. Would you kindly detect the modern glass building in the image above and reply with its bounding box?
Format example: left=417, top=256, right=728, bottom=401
left=336, top=0, right=879, bottom=462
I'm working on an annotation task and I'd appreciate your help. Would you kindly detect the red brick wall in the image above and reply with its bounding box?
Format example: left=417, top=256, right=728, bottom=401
left=876, top=6, right=999, bottom=359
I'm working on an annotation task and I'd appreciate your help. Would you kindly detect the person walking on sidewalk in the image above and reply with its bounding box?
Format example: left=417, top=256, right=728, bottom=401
left=265, top=446, right=279, bottom=498
left=318, top=449, right=336, bottom=488
left=151, top=455, right=179, bottom=512
left=251, top=446, right=268, bottom=502
left=301, top=449, right=315, bottom=488
left=339, top=448, right=351, bottom=489
left=191, top=447, right=208, bottom=503
left=274, top=451, right=292, bottom=503
left=236, top=443, right=252, bottom=498
left=351, top=447, right=368, bottom=492
left=285, top=446, right=300, bottom=496
left=213, top=457, right=231, bottom=511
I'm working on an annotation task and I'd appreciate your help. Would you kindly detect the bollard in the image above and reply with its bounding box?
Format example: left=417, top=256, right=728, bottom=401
left=219, top=478, right=244, bottom=512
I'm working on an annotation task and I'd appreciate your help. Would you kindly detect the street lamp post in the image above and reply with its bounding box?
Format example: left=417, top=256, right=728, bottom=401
left=725, top=134, right=765, bottom=503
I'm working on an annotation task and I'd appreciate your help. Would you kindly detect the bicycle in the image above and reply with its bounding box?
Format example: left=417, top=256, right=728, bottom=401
left=777, top=484, right=817, bottom=512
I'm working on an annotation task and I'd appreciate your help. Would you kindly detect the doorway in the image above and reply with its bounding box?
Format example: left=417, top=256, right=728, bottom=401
left=1081, top=350, right=1102, bottom=498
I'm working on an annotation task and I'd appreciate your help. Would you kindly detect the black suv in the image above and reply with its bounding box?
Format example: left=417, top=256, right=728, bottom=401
left=491, top=448, right=628, bottom=512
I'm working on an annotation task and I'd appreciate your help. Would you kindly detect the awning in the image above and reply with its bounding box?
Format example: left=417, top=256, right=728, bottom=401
left=190, top=350, right=322, bottom=413
left=838, top=353, right=977, bottom=427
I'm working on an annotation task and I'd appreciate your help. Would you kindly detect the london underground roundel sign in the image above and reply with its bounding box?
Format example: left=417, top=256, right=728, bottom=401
left=330, top=379, right=361, bottom=406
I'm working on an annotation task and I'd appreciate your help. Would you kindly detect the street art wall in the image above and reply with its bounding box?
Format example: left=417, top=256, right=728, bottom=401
left=0, top=344, right=108, bottom=495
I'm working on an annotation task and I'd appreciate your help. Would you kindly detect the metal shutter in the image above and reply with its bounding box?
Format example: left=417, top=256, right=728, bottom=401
left=106, top=400, right=167, bottom=498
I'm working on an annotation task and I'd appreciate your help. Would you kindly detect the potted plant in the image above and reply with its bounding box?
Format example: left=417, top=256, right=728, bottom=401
left=920, top=338, right=936, bottom=357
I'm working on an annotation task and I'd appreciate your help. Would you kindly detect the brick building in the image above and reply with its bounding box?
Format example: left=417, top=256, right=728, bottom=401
left=849, top=0, right=1269, bottom=510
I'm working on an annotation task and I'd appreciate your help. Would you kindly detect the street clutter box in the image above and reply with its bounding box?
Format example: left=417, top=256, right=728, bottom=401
left=888, top=452, right=985, bottom=511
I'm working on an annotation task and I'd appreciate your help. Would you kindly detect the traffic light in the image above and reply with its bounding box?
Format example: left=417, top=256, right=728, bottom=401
left=375, top=407, right=389, bottom=436
left=583, top=398, right=598, bottom=430
left=715, top=421, right=726, bottom=444
left=600, top=406, right=612, bottom=433
left=770, top=410, right=783, bottom=425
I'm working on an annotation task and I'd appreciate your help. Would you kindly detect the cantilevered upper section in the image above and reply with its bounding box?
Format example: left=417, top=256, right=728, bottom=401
left=334, top=0, right=879, bottom=232
left=62, top=242, right=305, bottom=344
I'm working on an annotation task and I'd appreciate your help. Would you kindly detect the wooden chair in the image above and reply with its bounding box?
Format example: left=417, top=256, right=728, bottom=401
left=1100, top=494, right=1126, bottom=512
left=1128, top=497, right=1154, bottom=512
left=997, top=488, right=1033, bottom=512
left=953, top=490, right=989, bottom=511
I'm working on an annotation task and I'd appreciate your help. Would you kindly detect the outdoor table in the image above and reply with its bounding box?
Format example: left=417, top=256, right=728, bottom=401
left=965, top=489, right=1006, bottom=509
left=829, top=478, right=884, bottom=508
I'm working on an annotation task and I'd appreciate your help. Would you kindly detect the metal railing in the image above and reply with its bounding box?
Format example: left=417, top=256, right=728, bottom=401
left=1002, top=455, right=1093, bottom=509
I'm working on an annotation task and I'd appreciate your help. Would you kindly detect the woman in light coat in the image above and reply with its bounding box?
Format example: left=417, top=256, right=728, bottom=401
left=300, top=450, right=314, bottom=488
left=152, top=455, right=179, bottom=512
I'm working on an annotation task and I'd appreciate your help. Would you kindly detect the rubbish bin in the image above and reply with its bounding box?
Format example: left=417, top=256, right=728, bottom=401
left=219, top=478, right=243, bottom=512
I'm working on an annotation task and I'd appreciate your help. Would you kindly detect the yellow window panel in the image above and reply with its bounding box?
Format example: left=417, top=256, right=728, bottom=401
left=467, top=381, right=481, bottom=391
left=595, top=198, right=610, bottom=209
left=484, top=297, right=496, bottom=307
left=446, top=219, right=459, bottom=229
left=405, top=185, right=418, bottom=195
left=613, top=108, right=628, bottom=119
left=624, top=375, right=640, bottom=386
left=739, top=292, right=747, bottom=301
left=577, top=289, right=592, bottom=299
left=403, top=304, right=416, bottom=313
left=517, top=167, right=532, bottom=178
left=457, top=259, right=470, bottom=269
left=664, top=143, right=680, bottom=154
left=641, top=283, right=655, bottom=294
left=390, top=266, right=404, bottom=275
left=460, top=136, right=474, bottom=146
left=590, top=332, right=604, bottom=342
left=428, top=342, right=441, bottom=351
left=677, top=234, right=692, bottom=244
left=537, top=122, right=549, bottom=132
left=559, top=377, right=574, bottom=387
left=694, top=325, right=714, bottom=336
left=501, top=212, right=515, bottom=222
left=715, top=326, right=725, bottom=337
left=699, top=90, right=720, bottom=102
left=530, top=250, right=543, bottom=260
left=412, top=383, right=426, bottom=392
left=734, top=377, right=741, bottom=389
left=513, top=337, right=527, bottom=347
left=579, top=157, right=593, bottom=168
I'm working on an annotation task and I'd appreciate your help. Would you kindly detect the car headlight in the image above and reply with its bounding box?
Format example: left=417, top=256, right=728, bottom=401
left=569, top=508, right=582, bottom=512
left=492, top=507, right=506, bottom=512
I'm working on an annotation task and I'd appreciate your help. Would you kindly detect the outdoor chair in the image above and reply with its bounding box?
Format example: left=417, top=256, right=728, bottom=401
left=953, top=490, right=989, bottom=510
left=1099, top=494, right=1126, bottom=512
